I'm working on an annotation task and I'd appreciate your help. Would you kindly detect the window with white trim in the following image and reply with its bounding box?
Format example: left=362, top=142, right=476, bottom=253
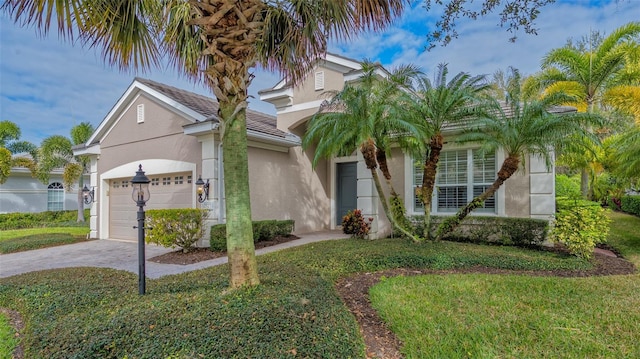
left=413, top=149, right=496, bottom=213
left=47, top=182, right=64, bottom=211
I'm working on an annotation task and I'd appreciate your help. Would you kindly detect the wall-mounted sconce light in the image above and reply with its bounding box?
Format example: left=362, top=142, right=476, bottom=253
left=82, top=185, right=95, bottom=204
left=196, top=175, right=209, bottom=203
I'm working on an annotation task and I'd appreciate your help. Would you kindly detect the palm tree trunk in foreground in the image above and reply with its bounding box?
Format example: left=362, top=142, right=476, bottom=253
left=419, top=134, right=444, bottom=239
left=221, top=101, right=259, bottom=288
left=363, top=142, right=420, bottom=241
left=435, top=155, right=520, bottom=240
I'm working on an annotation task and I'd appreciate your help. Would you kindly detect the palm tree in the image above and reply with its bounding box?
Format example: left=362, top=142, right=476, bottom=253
left=3, top=0, right=405, bottom=288
left=435, top=68, right=599, bottom=240
left=408, top=64, right=490, bottom=239
left=37, top=122, right=94, bottom=222
left=303, top=61, right=425, bottom=241
left=0, top=120, right=37, bottom=184
left=538, top=22, right=640, bottom=198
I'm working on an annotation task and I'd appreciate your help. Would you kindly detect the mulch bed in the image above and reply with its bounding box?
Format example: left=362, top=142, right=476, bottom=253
left=148, top=235, right=300, bottom=265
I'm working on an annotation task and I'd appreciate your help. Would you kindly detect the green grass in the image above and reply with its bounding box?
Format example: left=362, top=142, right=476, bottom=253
left=0, top=238, right=592, bottom=358
left=0, top=312, right=19, bottom=359
left=0, top=213, right=637, bottom=358
left=0, top=227, right=90, bottom=254
left=606, top=211, right=640, bottom=267
left=370, top=212, right=640, bottom=359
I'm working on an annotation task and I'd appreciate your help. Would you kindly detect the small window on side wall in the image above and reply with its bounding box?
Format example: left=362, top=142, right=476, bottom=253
left=47, top=182, right=64, bottom=211
left=137, top=104, right=145, bottom=123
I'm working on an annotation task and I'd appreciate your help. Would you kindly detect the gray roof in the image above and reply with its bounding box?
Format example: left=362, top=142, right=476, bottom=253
left=135, top=78, right=286, bottom=138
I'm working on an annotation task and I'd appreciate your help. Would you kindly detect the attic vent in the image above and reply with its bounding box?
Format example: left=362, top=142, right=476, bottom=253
left=137, top=104, right=145, bottom=123
left=314, top=71, right=324, bottom=90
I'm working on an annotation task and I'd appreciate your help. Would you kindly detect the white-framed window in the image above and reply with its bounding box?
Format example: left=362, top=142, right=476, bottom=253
left=174, top=176, right=183, bottom=185
left=162, top=177, right=171, bottom=185
left=412, top=148, right=496, bottom=214
left=151, top=178, right=159, bottom=186
left=47, top=182, right=64, bottom=211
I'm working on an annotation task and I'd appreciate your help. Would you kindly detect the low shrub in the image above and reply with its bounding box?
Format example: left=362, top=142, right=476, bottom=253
left=606, top=196, right=622, bottom=211
left=145, top=209, right=208, bottom=252
left=0, top=209, right=90, bottom=230
left=555, top=174, right=582, bottom=200
left=620, top=195, right=640, bottom=217
left=551, top=199, right=610, bottom=259
left=342, top=209, right=373, bottom=239
left=210, top=219, right=295, bottom=252
left=402, top=215, right=549, bottom=247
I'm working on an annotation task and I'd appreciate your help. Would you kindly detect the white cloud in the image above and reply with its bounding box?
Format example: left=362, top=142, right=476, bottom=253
left=1, top=0, right=639, bottom=145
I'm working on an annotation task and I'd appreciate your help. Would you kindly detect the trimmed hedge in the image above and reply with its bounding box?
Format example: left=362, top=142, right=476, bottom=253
left=552, top=199, right=610, bottom=259
left=405, top=215, right=549, bottom=247
left=210, top=219, right=295, bottom=251
left=0, top=209, right=90, bottom=230
left=145, top=209, right=208, bottom=252
left=621, top=195, right=640, bottom=217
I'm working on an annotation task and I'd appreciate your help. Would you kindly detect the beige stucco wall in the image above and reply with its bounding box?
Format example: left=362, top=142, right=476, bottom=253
left=291, top=66, right=346, bottom=105
left=247, top=145, right=330, bottom=234
left=98, top=94, right=202, bottom=174
left=504, top=160, right=531, bottom=218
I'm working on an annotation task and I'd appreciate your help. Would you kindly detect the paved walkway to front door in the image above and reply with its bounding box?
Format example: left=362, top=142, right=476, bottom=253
left=0, top=230, right=346, bottom=279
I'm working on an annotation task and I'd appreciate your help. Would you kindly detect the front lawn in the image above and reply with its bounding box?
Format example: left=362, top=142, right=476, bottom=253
left=370, top=211, right=640, bottom=358
left=0, top=212, right=637, bottom=358
left=0, top=239, right=591, bottom=358
left=0, top=227, right=91, bottom=254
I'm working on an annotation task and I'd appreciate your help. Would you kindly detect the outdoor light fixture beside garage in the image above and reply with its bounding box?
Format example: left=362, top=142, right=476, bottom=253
left=131, top=164, right=151, bottom=295
left=81, top=185, right=95, bottom=204
left=196, top=175, right=209, bottom=203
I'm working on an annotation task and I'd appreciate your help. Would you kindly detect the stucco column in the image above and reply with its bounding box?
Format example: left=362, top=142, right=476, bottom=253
left=197, top=134, right=219, bottom=247
left=88, top=155, right=99, bottom=239
left=529, top=152, right=555, bottom=221
left=355, top=152, right=380, bottom=239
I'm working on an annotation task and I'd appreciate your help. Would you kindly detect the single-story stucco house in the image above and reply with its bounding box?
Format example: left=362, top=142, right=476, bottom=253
left=0, top=156, right=90, bottom=214
left=72, top=53, right=557, bottom=243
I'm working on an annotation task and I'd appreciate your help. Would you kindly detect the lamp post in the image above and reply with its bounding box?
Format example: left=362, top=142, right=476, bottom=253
left=130, top=164, right=150, bottom=295
left=195, top=175, right=209, bottom=203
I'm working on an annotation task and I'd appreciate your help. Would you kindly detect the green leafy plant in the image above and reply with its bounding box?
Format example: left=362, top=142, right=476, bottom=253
left=342, top=209, right=373, bottom=239
left=210, top=219, right=295, bottom=252
left=0, top=210, right=89, bottom=230
left=145, top=209, right=209, bottom=252
left=556, top=174, right=582, bottom=200
left=621, top=195, right=640, bottom=217
left=552, top=200, right=611, bottom=258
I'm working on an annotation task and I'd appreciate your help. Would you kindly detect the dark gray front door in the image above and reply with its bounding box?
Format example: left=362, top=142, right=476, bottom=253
left=336, top=162, right=357, bottom=225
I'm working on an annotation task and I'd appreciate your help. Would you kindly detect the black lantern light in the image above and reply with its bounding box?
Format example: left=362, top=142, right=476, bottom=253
left=130, top=164, right=151, bottom=295
left=82, top=185, right=95, bottom=204
left=195, top=175, right=209, bottom=203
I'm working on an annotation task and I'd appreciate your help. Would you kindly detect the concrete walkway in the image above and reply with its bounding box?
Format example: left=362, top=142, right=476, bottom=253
left=0, top=230, right=347, bottom=279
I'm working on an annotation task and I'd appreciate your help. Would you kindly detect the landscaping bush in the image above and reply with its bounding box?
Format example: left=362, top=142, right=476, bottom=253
left=342, top=209, right=373, bottom=239
left=551, top=199, right=610, bottom=259
left=0, top=209, right=89, bottom=230
left=606, top=196, right=622, bottom=211
left=146, top=209, right=208, bottom=252
left=555, top=174, right=582, bottom=200
left=402, top=215, right=549, bottom=247
left=620, top=195, right=640, bottom=217
left=210, top=219, right=295, bottom=251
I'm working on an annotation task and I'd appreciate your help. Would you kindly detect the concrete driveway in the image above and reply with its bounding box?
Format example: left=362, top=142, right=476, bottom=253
left=0, top=231, right=346, bottom=279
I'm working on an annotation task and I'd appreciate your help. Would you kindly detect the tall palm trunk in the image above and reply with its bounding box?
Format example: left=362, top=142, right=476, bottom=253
left=194, top=0, right=263, bottom=288
left=419, top=133, right=444, bottom=239
left=363, top=141, right=420, bottom=241
left=436, top=155, right=520, bottom=240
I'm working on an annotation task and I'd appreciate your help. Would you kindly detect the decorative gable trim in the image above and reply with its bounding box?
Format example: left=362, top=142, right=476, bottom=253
left=137, top=104, right=145, bottom=123
left=314, top=71, right=325, bottom=90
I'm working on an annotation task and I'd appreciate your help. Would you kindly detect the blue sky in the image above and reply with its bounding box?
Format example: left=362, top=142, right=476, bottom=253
left=1, top=0, right=639, bottom=145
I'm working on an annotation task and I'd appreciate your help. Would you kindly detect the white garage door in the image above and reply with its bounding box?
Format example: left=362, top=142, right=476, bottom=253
left=109, top=172, right=193, bottom=240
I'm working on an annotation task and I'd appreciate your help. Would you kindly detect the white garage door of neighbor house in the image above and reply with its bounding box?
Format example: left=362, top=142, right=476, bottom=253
left=109, top=172, right=193, bottom=240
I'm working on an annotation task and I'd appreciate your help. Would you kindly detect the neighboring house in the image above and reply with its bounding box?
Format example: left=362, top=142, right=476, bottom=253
left=75, top=53, right=557, bottom=242
left=0, top=155, right=90, bottom=213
